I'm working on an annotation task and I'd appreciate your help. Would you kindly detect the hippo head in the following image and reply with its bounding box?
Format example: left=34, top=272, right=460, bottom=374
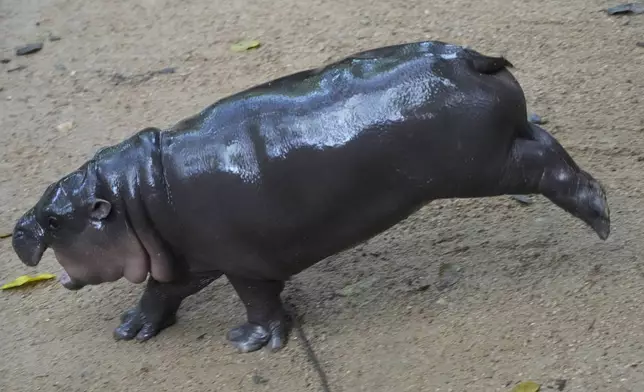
left=12, top=164, right=150, bottom=290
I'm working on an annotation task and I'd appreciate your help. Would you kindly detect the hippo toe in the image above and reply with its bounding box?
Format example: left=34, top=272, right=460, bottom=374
left=114, top=307, right=178, bottom=342
left=227, top=318, right=290, bottom=353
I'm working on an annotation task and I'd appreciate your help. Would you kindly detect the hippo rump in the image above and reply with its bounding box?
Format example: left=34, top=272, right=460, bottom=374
left=12, top=40, right=610, bottom=353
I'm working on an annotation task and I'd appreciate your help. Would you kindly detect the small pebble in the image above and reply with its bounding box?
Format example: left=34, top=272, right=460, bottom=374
left=528, top=113, right=547, bottom=125
left=55, top=121, right=75, bottom=133
left=1, top=58, right=10, bottom=64
left=554, top=378, right=568, bottom=391
left=157, top=67, right=176, bottom=74
left=16, top=42, right=43, bottom=56
left=252, top=374, right=268, bottom=385
left=336, top=276, right=378, bottom=297
left=437, top=262, right=461, bottom=290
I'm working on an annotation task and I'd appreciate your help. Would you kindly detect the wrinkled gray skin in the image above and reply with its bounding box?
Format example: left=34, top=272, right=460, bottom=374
left=12, top=40, right=610, bottom=353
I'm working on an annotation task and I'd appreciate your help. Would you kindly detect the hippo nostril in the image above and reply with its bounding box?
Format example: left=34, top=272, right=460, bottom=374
left=11, top=230, right=27, bottom=246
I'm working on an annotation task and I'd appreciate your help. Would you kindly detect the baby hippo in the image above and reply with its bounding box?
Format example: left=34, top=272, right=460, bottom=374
left=12, top=40, right=610, bottom=353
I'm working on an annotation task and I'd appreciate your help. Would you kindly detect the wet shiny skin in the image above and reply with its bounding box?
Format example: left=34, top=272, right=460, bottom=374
left=12, top=40, right=609, bottom=352
left=157, top=41, right=526, bottom=280
left=165, top=42, right=462, bottom=183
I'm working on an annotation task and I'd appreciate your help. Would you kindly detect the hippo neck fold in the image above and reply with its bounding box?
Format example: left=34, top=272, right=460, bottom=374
left=91, top=128, right=178, bottom=283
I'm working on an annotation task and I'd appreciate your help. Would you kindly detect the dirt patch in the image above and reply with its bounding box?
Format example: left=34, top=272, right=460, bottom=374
left=1, top=0, right=643, bottom=391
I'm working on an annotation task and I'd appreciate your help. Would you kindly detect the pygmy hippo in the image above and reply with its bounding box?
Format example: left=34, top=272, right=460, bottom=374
left=12, top=40, right=610, bottom=353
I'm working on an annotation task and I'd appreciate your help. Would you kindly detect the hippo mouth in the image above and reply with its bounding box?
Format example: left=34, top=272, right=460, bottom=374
left=59, top=270, right=87, bottom=291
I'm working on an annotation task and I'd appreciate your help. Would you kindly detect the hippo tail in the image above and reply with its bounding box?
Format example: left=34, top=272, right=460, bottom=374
left=463, top=49, right=514, bottom=74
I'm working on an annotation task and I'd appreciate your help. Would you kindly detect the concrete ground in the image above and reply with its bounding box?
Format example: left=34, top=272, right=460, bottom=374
left=1, top=0, right=643, bottom=391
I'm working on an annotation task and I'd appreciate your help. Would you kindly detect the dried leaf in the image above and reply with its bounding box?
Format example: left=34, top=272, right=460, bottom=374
left=510, top=195, right=535, bottom=205
left=605, top=2, right=644, bottom=15
left=510, top=381, right=541, bottom=392
left=7, top=65, right=27, bottom=73
left=0, top=232, right=12, bottom=239
left=15, top=42, right=43, bottom=56
left=231, top=39, right=261, bottom=52
left=1, top=273, right=56, bottom=290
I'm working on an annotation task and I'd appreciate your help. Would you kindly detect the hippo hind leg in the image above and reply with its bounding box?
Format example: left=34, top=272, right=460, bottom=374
left=225, top=275, right=290, bottom=353
left=499, top=122, right=610, bottom=240
left=114, top=273, right=220, bottom=341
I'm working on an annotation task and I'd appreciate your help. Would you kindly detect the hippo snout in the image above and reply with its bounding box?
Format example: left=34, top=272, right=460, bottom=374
left=12, top=210, right=47, bottom=267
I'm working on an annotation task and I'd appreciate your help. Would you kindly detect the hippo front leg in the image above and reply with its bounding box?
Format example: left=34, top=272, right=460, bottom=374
left=225, top=275, right=290, bottom=353
left=114, top=273, right=221, bottom=341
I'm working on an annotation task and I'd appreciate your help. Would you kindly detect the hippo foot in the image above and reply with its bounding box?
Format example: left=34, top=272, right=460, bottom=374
left=226, top=318, right=290, bottom=353
left=112, top=274, right=220, bottom=342
left=113, top=307, right=177, bottom=342
left=225, top=275, right=289, bottom=353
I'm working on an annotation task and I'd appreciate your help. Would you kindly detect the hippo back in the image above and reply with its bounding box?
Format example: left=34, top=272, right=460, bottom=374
left=161, top=41, right=473, bottom=183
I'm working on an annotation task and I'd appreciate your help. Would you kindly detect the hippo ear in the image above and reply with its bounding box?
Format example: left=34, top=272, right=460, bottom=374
left=89, top=199, right=112, bottom=220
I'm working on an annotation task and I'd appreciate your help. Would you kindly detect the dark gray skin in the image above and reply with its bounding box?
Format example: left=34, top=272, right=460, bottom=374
left=12, top=40, right=610, bottom=353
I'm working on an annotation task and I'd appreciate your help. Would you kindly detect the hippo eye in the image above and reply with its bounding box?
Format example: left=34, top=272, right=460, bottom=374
left=47, top=216, right=61, bottom=230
